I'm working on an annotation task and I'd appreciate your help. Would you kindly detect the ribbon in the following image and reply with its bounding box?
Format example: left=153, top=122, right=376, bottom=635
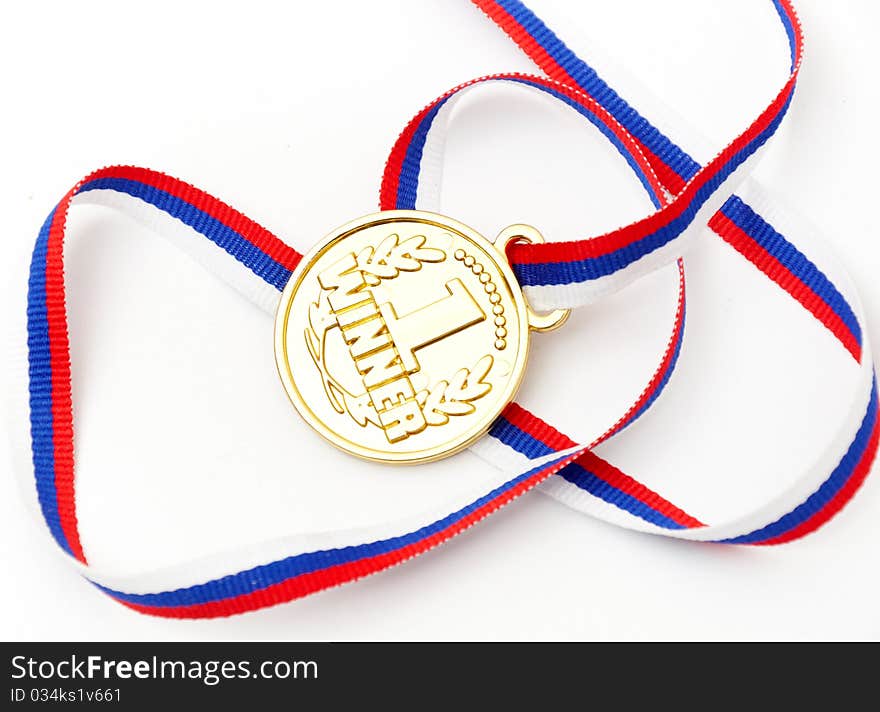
left=16, top=0, right=877, bottom=617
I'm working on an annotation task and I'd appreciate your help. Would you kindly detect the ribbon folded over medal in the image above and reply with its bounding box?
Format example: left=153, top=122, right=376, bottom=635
left=18, top=0, right=878, bottom=617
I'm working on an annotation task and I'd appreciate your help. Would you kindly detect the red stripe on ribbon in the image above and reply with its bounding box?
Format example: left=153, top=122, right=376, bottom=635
left=472, top=0, right=580, bottom=87
left=108, top=453, right=580, bottom=618
left=380, top=99, right=440, bottom=210
left=380, top=73, right=665, bottom=211
left=709, top=212, right=861, bottom=362
left=508, top=78, right=798, bottom=266
left=501, top=402, right=704, bottom=528
left=81, top=166, right=302, bottom=272
left=594, top=260, right=686, bottom=445
left=577, top=450, right=705, bottom=529
left=45, top=191, right=86, bottom=564
left=472, top=0, right=688, bottom=195
left=756, top=405, right=879, bottom=546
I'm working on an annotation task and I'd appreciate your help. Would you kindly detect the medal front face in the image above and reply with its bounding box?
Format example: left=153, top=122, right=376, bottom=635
left=275, top=211, right=537, bottom=464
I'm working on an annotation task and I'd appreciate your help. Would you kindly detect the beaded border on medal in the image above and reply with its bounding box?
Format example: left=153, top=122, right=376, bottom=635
left=453, top=247, right=508, bottom=350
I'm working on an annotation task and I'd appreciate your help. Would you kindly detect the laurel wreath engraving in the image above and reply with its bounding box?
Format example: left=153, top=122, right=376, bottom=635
left=355, top=233, right=445, bottom=285
left=305, top=290, right=381, bottom=426
left=415, top=355, right=494, bottom=426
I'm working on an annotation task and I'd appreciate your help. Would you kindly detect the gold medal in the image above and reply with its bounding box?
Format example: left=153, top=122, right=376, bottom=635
left=274, top=211, right=569, bottom=464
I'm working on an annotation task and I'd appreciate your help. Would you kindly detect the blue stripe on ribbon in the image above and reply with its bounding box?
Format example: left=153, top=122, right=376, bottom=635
left=617, top=299, right=685, bottom=432
left=719, top=377, right=878, bottom=544
left=490, top=288, right=683, bottom=454
left=395, top=76, right=665, bottom=212
left=488, top=418, right=555, bottom=459
left=494, top=0, right=702, bottom=184
left=556, top=461, right=687, bottom=530
left=508, top=78, right=664, bottom=206
left=489, top=415, right=687, bottom=530
left=77, top=177, right=293, bottom=290
left=27, top=207, right=73, bottom=556
left=514, top=92, right=793, bottom=287
left=395, top=100, right=447, bottom=209
left=770, top=0, right=798, bottom=70
left=719, top=196, right=861, bottom=350
left=94, top=454, right=570, bottom=608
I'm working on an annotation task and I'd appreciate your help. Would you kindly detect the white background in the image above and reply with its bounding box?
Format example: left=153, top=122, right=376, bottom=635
left=2, top=0, right=879, bottom=641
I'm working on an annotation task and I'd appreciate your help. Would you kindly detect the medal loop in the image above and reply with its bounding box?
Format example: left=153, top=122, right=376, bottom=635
left=494, top=224, right=571, bottom=333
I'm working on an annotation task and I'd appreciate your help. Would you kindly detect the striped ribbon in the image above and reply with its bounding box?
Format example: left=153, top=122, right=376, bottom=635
left=19, top=0, right=877, bottom=618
